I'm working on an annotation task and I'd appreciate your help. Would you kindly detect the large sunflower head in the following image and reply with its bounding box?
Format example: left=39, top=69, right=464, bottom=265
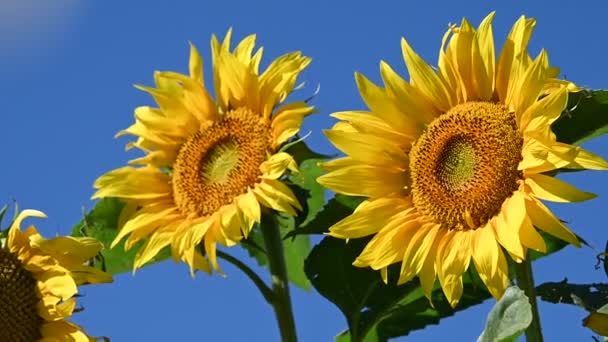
left=318, top=12, right=608, bottom=307
left=93, top=30, right=314, bottom=274
left=0, top=210, right=112, bottom=341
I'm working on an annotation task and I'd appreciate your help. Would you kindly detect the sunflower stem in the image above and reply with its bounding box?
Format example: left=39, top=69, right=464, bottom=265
left=261, top=214, right=298, bottom=342
left=216, top=250, right=274, bottom=304
left=514, top=256, right=544, bottom=342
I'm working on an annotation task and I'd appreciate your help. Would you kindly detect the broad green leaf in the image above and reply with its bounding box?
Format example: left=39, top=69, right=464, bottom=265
left=286, top=194, right=364, bottom=238
left=277, top=214, right=312, bottom=290
left=307, top=229, right=577, bottom=341
left=283, top=139, right=332, bottom=165
left=288, top=158, right=327, bottom=227
left=305, top=236, right=491, bottom=342
left=536, top=279, right=608, bottom=311
left=71, top=198, right=171, bottom=274
left=583, top=303, right=608, bottom=337
left=241, top=213, right=312, bottom=290
left=552, top=90, right=608, bottom=145
left=477, top=286, right=532, bottom=342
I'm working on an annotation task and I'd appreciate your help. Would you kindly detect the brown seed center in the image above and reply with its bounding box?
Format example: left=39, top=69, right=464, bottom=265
left=0, top=248, right=42, bottom=341
left=409, top=101, right=523, bottom=230
left=172, top=108, right=271, bottom=217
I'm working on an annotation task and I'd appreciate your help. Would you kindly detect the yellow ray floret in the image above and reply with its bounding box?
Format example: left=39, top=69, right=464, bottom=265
left=318, top=12, right=608, bottom=307
left=93, top=30, right=313, bottom=275
left=1, top=210, right=112, bottom=341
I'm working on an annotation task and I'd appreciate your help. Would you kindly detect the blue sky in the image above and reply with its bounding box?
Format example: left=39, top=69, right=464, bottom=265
left=1, top=1, right=607, bottom=341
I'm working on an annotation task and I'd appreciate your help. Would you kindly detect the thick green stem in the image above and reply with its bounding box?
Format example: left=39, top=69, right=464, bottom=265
left=261, top=215, right=298, bottom=342
left=514, top=256, right=543, bottom=342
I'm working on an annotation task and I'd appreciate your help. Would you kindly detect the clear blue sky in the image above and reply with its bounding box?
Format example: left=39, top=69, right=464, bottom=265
left=1, top=1, right=607, bottom=341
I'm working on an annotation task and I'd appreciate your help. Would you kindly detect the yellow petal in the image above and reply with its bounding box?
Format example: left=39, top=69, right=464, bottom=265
left=156, top=71, right=218, bottom=123
left=37, top=271, right=78, bottom=301
left=234, top=189, right=261, bottom=238
left=218, top=203, right=243, bottom=243
left=493, top=192, right=526, bottom=260
left=253, top=178, right=301, bottom=215
left=452, top=18, right=485, bottom=101
left=320, top=157, right=361, bottom=172
left=233, top=34, right=257, bottom=65
left=331, top=110, right=412, bottom=144
left=189, top=43, right=204, bottom=83
left=92, top=166, right=172, bottom=200
left=40, top=321, right=90, bottom=342
left=524, top=196, right=580, bottom=247
left=437, top=230, right=472, bottom=307
left=323, top=129, right=405, bottom=167
left=512, top=50, right=549, bottom=114
left=204, top=227, right=222, bottom=273
left=418, top=229, right=441, bottom=301
left=520, top=134, right=608, bottom=173
left=356, top=225, right=410, bottom=270
left=519, top=213, right=546, bottom=253
left=177, top=216, right=215, bottom=259
left=355, top=72, right=424, bottom=137
left=69, top=264, right=113, bottom=285
left=259, top=52, right=311, bottom=118
left=519, top=86, right=567, bottom=136
left=525, top=173, right=596, bottom=203
left=401, top=38, right=451, bottom=112
left=39, top=296, right=76, bottom=320
left=32, top=235, right=102, bottom=262
left=317, top=164, right=408, bottom=198
left=8, top=209, right=46, bottom=249
left=271, top=102, right=315, bottom=145
left=471, top=225, right=509, bottom=299
left=399, top=223, right=440, bottom=282
left=476, top=12, right=496, bottom=99
left=353, top=215, right=420, bottom=269
left=438, top=25, right=462, bottom=104
left=215, top=50, right=259, bottom=111
left=184, top=248, right=212, bottom=275
left=329, top=197, right=414, bottom=239
left=133, top=224, right=177, bottom=270
left=260, top=152, right=298, bottom=179
left=496, top=15, right=536, bottom=101
left=378, top=61, right=438, bottom=123
left=112, top=206, right=180, bottom=248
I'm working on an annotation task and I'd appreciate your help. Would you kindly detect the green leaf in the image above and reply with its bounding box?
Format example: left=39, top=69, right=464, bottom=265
left=305, top=236, right=491, bottom=342
left=71, top=198, right=171, bottom=274
left=552, top=90, right=608, bottom=145
left=286, top=194, right=364, bottom=238
left=477, top=286, right=532, bottom=342
left=288, top=158, right=327, bottom=227
left=283, top=139, right=332, bottom=165
left=306, top=226, right=575, bottom=341
left=536, top=279, right=608, bottom=311
left=241, top=213, right=312, bottom=290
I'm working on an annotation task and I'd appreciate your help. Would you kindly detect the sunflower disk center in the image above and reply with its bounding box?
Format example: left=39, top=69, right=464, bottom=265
left=172, top=108, right=271, bottom=217
left=438, top=137, right=476, bottom=191
left=409, top=101, right=523, bottom=230
left=0, top=248, right=42, bottom=341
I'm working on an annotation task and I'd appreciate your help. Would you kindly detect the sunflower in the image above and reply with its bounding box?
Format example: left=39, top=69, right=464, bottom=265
left=93, top=30, right=313, bottom=274
left=0, top=210, right=112, bottom=341
left=318, top=13, right=608, bottom=307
